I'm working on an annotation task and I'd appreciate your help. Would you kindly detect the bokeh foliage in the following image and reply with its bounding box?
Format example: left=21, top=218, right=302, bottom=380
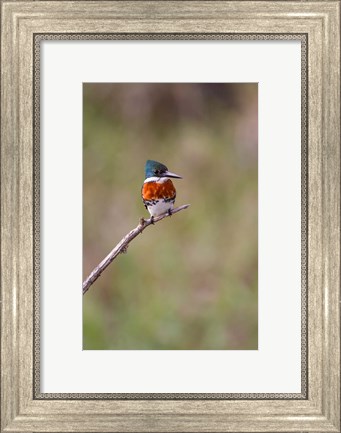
left=83, top=83, right=258, bottom=350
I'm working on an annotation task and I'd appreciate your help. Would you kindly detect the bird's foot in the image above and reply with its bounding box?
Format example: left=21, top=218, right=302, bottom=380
left=167, top=209, right=173, bottom=217
left=150, top=216, right=155, bottom=224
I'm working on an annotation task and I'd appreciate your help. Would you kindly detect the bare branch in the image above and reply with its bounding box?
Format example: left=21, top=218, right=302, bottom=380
left=83, top=204, right=190, bottom=294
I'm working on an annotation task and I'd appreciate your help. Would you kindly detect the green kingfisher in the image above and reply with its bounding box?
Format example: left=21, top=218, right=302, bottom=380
left=141, top=159, right=182, bottom=218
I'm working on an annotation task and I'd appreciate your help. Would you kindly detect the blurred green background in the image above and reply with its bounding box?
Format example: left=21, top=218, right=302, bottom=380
left=83, top=83, right=258, bottom=350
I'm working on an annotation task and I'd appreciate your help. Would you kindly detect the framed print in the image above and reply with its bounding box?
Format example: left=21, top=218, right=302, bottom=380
left=1, top=1, right=340, bottom=432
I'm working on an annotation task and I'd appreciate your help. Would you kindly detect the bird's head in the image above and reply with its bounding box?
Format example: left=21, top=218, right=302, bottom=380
left=145, top=160, right=182, bottom=180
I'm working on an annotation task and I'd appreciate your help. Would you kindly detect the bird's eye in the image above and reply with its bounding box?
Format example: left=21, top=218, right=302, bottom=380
left=155, top=170, right=160, bottom=175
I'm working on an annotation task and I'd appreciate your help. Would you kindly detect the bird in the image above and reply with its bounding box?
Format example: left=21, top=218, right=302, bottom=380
left=141, top=159, right=182, bottom=220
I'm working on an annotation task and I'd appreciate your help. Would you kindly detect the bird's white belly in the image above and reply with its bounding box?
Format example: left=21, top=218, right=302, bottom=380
left=147, top=199, right=174, bottom=217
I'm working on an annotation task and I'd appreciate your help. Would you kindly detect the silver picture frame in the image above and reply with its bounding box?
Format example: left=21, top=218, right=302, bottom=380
left=1, top=2, right=340, bottom=432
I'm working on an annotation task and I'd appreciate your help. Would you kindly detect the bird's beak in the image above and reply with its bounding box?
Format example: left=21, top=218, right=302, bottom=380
left=163, top=170, right=182, bottom=179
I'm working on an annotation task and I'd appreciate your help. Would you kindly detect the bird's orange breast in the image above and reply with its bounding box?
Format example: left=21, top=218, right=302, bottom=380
left=142, top=179, right=176, bottom=200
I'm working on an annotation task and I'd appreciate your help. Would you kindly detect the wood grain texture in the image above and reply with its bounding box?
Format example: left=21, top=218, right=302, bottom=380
left=1, top=1, right=340, bottom=432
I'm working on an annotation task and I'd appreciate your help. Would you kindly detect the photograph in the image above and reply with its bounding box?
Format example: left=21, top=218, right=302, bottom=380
left=83, top=83, right=258, bottom=350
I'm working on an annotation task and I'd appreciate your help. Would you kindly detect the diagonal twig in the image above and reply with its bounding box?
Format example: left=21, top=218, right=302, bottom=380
left=83, top=204, right=190, bottom=294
